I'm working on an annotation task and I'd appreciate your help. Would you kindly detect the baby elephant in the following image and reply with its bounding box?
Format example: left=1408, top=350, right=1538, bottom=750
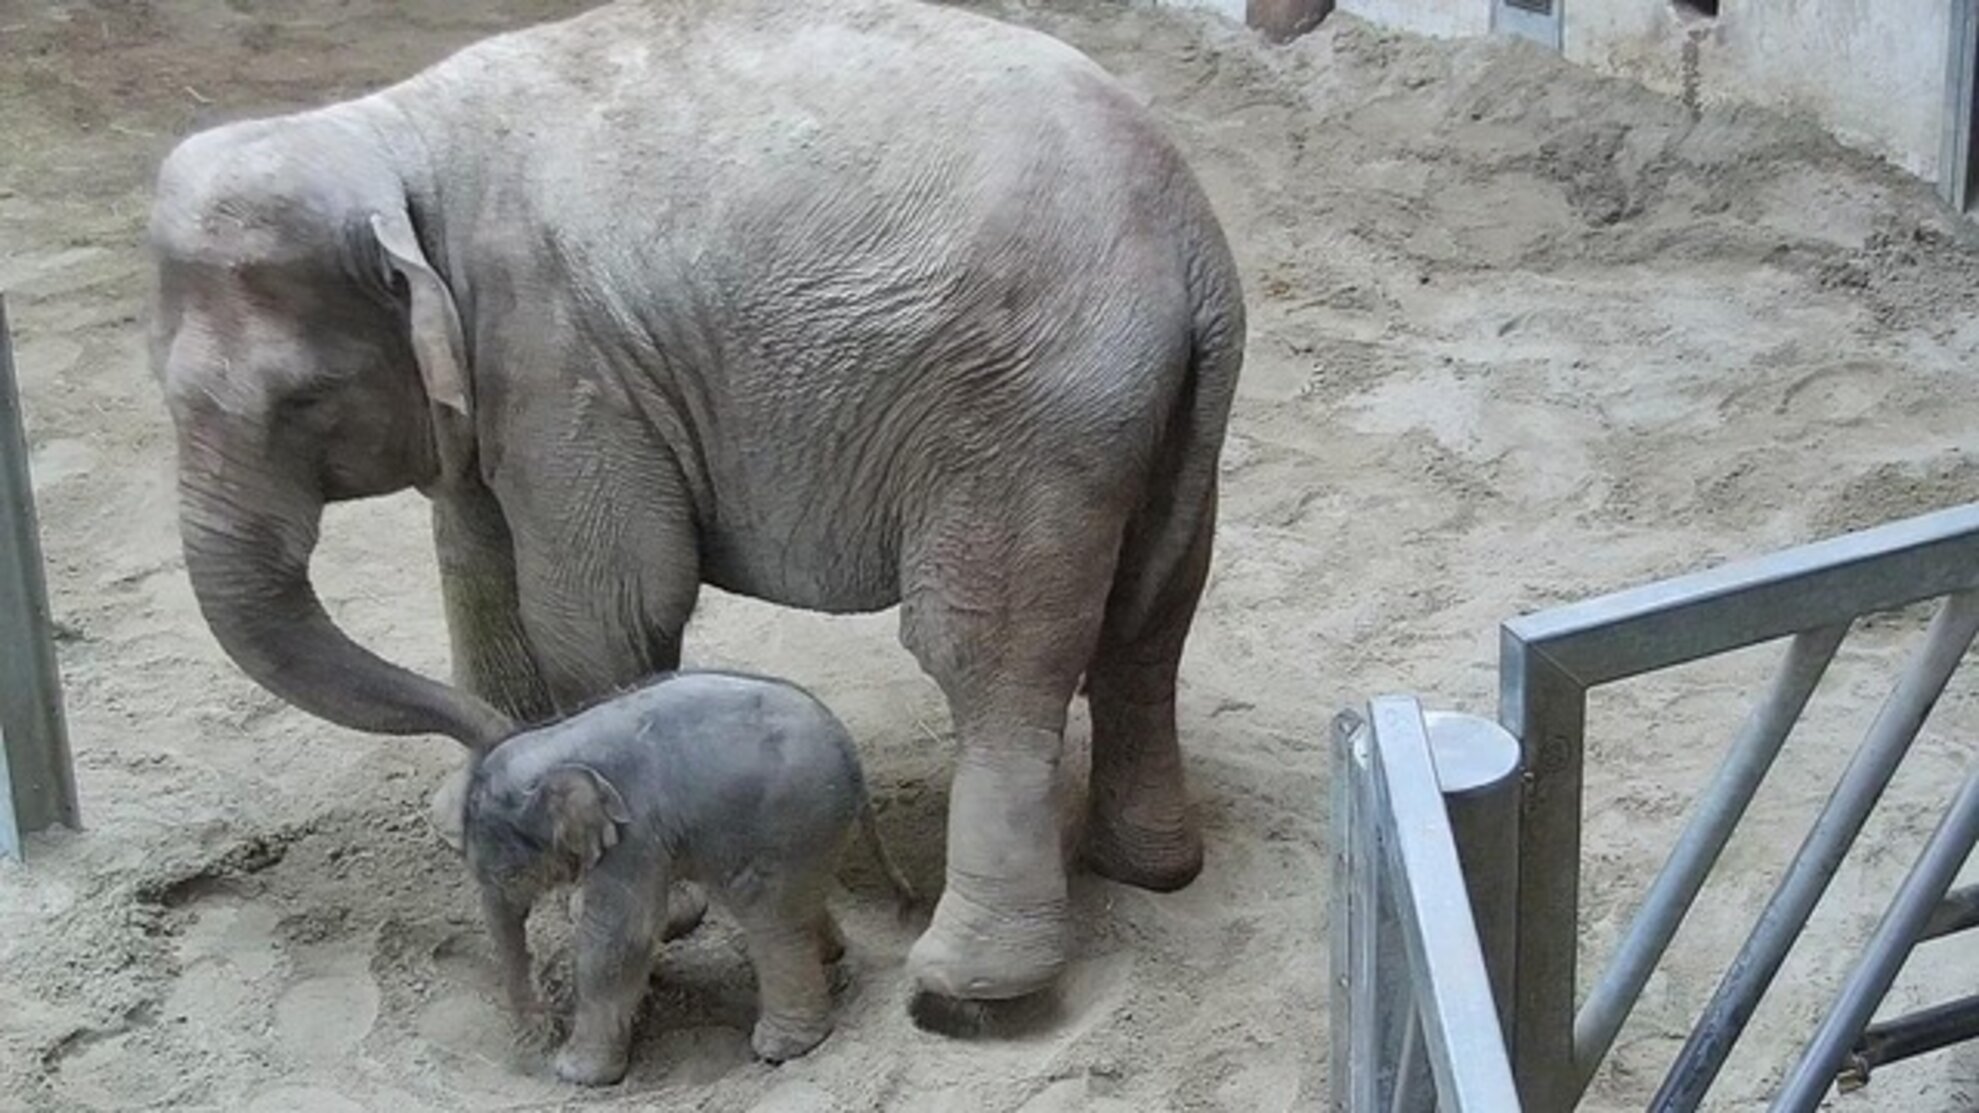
left=462, top=669, right=916, bottom=1085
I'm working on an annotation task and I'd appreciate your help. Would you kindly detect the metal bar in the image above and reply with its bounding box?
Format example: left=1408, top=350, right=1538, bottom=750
left=1772, top=763, right=1979, bottom=1112
left=1368, top=696, right=1522, bottom=1112
left=1499, top=638, right=1586, bottom=1113
left=1333, top=708, right=1380, bottom=1113
left=1939, top=0, right=1979, bottom=211
left=1838, top=993, right=1979, bottom=1091
left=1389, top=1006, right=1427, bottom=1113
left=1921, top=883, right=1979, bottom=941
left=1505, top=502, right=1979, bottom=688
left=1574, top=624, right=1848, bottom=1088
left=1428, top=710, right=1523, bottom=1037
left=1653, top=590, right=1979, bottom=1110
left=0, top=293, right=79, bottom=861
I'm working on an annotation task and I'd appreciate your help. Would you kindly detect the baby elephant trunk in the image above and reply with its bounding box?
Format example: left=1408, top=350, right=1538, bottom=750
left=858, top=801, right=919, bottom=919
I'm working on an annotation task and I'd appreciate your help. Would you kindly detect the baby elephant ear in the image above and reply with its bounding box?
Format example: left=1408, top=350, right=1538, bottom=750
left=540, top=764, right=632, bottom=870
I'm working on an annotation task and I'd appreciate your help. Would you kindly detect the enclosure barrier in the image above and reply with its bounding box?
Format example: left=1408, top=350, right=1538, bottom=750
left=0, top=292, right=79, bottom=861
left=1499, top=502, right=1979, bottom=1111
left=1330, top=697, right=1524, bottom=1112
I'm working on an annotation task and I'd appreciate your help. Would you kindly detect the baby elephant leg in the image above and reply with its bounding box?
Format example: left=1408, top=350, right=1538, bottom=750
left=735, top=881, right=834, bottom=1063
left=813, top=908, right=846, bottom=966
left=556, top=878, right=662, bottom=1086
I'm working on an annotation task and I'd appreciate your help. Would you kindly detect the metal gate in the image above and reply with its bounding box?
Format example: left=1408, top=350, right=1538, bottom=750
left=1335, top=502, right=1979, bottom=1111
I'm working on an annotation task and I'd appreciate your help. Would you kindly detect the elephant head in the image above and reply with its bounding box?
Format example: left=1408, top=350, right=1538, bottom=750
left=149, top=112, right=509, bottom=747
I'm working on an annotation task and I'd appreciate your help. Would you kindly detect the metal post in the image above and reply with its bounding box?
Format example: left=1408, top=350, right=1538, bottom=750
left=1427, top=710, right=1523, bottom=1037
left=1499, top=644, right=1586, bottom=1113
left=1575, top=625, right=1847, bottom=1089
left=1654, top=590, right=1979, bottom=1109
left=1334, top=707, right=1419, bottom=1112
left=0, top=293, right=79, bottom=861
left=1367, top=696, right=1522, bottom=1112
left=1939, top=0, right=1978, bottom=211
left=1771, top=763, right=1979, bottom=1112
left=1333, top=706, right=1524, bottom=1112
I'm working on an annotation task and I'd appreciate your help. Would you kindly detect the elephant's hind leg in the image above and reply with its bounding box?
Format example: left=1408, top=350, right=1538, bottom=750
left=898, top=493, right=1123, bottom=1004
left=1080, top=491, right=1216, bottom=893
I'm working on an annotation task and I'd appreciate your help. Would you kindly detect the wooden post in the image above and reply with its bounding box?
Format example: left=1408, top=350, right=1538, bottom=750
left=0, top=293, right=79, bottom=860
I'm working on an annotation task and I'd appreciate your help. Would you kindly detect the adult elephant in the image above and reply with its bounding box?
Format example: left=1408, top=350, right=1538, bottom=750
left=149, top=0, right=1244, bottom=1008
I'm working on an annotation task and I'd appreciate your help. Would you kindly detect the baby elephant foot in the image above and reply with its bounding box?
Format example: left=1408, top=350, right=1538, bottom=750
left=554, top=1038, right=630, bottom=1087
left=751, top=1015, right=832, bottom=1063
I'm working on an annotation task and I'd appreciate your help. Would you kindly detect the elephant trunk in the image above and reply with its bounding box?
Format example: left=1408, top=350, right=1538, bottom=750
left=177, top=434, right=512, bottom=749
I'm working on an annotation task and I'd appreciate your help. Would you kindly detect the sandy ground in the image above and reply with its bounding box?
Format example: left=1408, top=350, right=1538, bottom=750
left=3, top=1, right=1978, bottom=1109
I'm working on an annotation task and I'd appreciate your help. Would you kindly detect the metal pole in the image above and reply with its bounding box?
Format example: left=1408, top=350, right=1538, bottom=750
left=1938, top=0, right=1978, bottom=211
left=1500, top=642, right=1586, bottom=1113
left=1427, top=710, right=1523, bottom=1038
left=1575, top=625, right=1847, bottom=1088
left=1838, top=992, right=1979, bottom=1091
left=1369, top=696, right=1522, bottom=1113
left=1771, top=763, right=1979, bottom=1112
left=0, top=293, right=79, bottom=861
left=1653, top=590, right=1979, bottom=1110
left=1333, top=708, right=1384, bottom=1113
left=1921, top=883, right=1979, bottom=941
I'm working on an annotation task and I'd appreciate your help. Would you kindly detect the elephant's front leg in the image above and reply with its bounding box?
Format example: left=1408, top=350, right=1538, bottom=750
left=427, top=482, right=559, bottom=850
left=557, top=869, right=665, bottom=1086
left=898, top=509, right=1119, bottom=1007
left=433, top=480, right=559, bottom=725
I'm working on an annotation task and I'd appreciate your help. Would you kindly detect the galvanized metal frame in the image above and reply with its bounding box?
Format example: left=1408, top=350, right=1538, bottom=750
left=1332, top=698, right=1523, bottom=1112
left=1492, top=0, right=1561, bottom=52
left=1498, top=502, right=1979, bottom=1111
left=0, top=293, right=79, bottom=861
left=1940, top=0, right=1979, bottom=212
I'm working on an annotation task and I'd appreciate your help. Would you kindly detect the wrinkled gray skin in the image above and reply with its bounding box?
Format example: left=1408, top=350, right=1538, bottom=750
left=148, top=0, right=1244, bottom=1006
left=465, top=670, right=910, bottom=1085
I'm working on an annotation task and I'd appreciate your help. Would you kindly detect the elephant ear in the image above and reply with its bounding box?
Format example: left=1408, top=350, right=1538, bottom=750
left=369, top=210, right=470, bottom=418
left=536, top=764, right=633, bottom=871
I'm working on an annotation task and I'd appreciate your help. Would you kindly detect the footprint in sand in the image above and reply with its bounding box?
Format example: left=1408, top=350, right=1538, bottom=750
left=274, top=953, right=380, bottom=1066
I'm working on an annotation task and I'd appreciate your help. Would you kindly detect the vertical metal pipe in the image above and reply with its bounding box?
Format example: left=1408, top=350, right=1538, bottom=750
left=1771, top=763, right=1979, bottom=1112
left=1427, top=710, right=1523, bottom=1039
left=1369, top=696, right=1522, bottom=1112
left=1332, top=708, right=1380, bottom=1113
left=1500, top=639, right=1587, bottom=1113
left=1938, top=0, right=1979, bottom=211
left=0, top=293, right=79, bottom=861
left=1574, top=624, right=1847, bottom=1089
left=1653, top=590, right=1979, bottom=1110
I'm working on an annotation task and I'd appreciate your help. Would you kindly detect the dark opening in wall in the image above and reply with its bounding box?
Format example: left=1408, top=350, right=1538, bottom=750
left=1674, top=0, right=1720, bottom=17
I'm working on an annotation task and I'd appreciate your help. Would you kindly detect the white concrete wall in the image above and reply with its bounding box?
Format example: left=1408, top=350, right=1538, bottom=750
left=1564, top=0, right=1952, bottom=181
left=1336, top=0, right=1487, bottom=40
left=1151, top=0, right=1248, bottom=25
left=1140, top=0, right=1953, bottom=186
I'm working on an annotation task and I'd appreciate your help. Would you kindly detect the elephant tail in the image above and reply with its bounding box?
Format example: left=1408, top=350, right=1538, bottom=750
left=859, top=799, right=921, bottom=921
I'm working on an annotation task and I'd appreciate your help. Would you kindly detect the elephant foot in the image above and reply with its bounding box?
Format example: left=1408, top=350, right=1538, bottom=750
left=751, top=1014, right=831, bottom=1063
left=554, top=1039, right=629, bottom=1087
left=426, top=763, right=472, bottom=853
left=1082, top=802, right=1203, bottom=893
left=905, top=886, right=1066, bottom=1004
